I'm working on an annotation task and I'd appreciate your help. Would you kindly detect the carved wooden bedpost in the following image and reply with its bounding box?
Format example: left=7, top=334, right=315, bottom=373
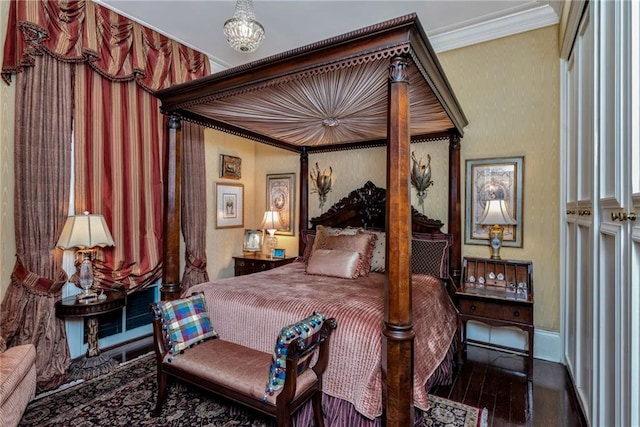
left=383, top=55, right=414, bottom=427
left=448, top=131, right=462, bottom=289
left=161, top=114, right=182, bottom=301
left=299, top=147, right=309, bottom=256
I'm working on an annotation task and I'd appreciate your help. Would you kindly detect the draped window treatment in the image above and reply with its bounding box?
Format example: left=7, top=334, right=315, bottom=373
left=1, top=54, right=73, bottom=392
left=73, top=65, right=164, bottom=292
left=2, top=0, right=210, bottom=90
left=1, top=0, right=210, bottom=294
left=1, top=0, right=210, bottom=390
left=181, top=122, right=209, bottom=292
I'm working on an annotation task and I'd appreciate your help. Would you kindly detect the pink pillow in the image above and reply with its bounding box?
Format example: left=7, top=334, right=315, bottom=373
left=306, top=249, right=361, bottom=279
left=315, top=233, right=377, bottom=277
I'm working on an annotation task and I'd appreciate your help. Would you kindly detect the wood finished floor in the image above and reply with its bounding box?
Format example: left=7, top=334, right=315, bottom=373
left=105, top=338, right=587, bottom=427
left=431, top=345, right=587, bottom=427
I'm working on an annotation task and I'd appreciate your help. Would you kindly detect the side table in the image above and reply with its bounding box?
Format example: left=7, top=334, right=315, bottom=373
left=456, top=257, right=534, bottom=379
left=233, top=253, right=297, bottom=276
left=55, top=290, right=125, bottom=380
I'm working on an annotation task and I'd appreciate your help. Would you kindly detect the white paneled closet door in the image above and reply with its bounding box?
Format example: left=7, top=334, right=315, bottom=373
left=563, top=4, right=595, bottom=423
left=562, top=1, right=640, bottom=426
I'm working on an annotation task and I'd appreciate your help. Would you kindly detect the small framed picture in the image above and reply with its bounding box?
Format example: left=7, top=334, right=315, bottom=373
left=220, top=154, right=241, bottom=179
left=272, top=248, right=286, bottom=259
left=243, top=229, right=263, bottom=252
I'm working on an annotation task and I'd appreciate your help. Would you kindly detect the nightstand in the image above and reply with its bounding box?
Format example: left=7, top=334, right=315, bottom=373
left=456, top=257, right=534, bottom=379
left=233, top=253, right=297, bottom=276
left=55, top=290, right=126, bottom=380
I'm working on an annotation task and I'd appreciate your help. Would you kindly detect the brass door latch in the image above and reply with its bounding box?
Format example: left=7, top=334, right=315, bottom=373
left=611, top=212, right=637, bottom=221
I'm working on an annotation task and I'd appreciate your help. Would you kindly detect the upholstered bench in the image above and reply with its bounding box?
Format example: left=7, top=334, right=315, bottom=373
left=0, top=337, right=37, bottom=427
left=150, top=294, right=337, bottom=427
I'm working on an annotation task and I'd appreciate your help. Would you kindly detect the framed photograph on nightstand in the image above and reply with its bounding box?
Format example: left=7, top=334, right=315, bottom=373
left=272, top=248, right=286, bottom=259
left=243, top=229, right=263, bottom=252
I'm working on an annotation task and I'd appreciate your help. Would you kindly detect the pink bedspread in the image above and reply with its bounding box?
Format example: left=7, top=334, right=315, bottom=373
left=187, top=261, right=457, bottom=419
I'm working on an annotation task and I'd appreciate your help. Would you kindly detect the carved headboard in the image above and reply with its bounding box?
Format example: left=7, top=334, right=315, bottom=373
left=303, top=181, right=453, bottom=281
left=309, top=181, right=444, bottom=232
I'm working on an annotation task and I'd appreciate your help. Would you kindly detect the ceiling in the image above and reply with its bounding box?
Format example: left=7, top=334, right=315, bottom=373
left=95, top=0, right=562, bottom=73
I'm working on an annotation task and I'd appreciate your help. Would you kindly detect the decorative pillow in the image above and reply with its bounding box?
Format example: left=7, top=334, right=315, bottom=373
left=309, top=225, right=347, bottom=255
left=155, top=292, right=218, bottom=357
left=306, top=249, right=361, bottom=279
left=263, top=312, right=326, bottom=402
left=411, top=239, right=449, bottom=278
left=315, top=233, right=376, bottom=276
left=365, top=230, right=386, bottom=273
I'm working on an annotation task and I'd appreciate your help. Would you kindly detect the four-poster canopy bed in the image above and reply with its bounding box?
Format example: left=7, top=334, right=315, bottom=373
left=155, top=14, right=467, bottom=427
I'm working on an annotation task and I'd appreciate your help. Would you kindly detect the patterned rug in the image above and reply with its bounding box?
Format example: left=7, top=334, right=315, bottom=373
left=19, top=355, right=488, bottom=427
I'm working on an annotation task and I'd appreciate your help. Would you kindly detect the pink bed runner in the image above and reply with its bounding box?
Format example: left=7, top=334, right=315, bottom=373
left=187, top=261, right=457, bottom=420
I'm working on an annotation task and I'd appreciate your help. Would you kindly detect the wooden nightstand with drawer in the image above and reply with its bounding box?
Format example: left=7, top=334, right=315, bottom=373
left=233, top=253, right=296, bottom=276
left=456, top=257, right=534, bottom=379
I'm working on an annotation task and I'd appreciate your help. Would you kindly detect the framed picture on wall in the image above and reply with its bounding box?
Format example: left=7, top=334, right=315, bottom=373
left=465, top=157, right=523, bottom=247
left=220, top=154, right=241, bottom=179
left=266, top=173, right=295, bottom=235
left=215, top=183, right=244, bottom=229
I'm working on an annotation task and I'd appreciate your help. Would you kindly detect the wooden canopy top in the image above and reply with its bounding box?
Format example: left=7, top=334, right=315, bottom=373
left=155, top=14, right=467, bottom=153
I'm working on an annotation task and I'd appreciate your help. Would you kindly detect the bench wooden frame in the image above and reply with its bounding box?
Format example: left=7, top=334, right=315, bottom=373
left=150, top=308, right=337, bottom=427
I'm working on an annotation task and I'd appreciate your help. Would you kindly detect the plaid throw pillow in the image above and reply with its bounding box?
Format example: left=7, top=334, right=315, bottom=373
left=263, top=312, right=326, bottom=401
left=156, top=292, right=218, bottom=357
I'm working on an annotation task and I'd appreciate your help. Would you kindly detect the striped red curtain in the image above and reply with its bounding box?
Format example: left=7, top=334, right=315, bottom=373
left=2, top=0, right=209, bottom=90
left=2, top=0, right=210, bottom=292
left=74, top=65, right=165, bottom=292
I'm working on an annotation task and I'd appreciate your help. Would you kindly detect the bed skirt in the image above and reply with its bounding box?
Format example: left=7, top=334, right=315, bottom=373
left=292, top=341, right=456, bottom=427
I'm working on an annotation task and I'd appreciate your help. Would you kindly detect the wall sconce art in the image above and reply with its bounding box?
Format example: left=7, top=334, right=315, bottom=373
left=410, top=152, right=433, bottom=213
left=310, top=162, right=333, bottom=211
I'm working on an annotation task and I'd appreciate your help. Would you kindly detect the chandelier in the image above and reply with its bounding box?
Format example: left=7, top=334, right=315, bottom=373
left=223, top=0, right=265, bottom=53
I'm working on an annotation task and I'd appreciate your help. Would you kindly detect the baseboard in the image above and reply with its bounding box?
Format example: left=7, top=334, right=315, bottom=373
left=466, top=320, right=563, bottom=363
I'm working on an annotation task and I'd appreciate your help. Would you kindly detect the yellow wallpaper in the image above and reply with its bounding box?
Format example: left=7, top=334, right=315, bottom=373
left=440, top=26, right=561, bottom=331
left=253, top=144, right=300, bottom=257
left=0, top=0, right=16, bottom=303
left=308, top=143, right=450, bottom=229
left=203, top=128, right=260, bottom=279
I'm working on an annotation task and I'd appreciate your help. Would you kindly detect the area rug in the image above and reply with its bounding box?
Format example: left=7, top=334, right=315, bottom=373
left=19, top=355, right=487, bottom=427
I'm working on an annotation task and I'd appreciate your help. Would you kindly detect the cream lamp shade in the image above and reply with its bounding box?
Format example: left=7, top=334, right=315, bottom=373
left=478, top=200, right=516, bottom=260
left=260, top=210, right=283, bottom=258
left=56, top=211, right=115, bottom=250
left=260, top=210, right=283, bottom=237
left=56, top=211, right=114, bottom=301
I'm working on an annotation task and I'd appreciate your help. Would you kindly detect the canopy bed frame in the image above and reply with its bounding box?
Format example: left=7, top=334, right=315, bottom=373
left=155, top=14, right=467, bottom=427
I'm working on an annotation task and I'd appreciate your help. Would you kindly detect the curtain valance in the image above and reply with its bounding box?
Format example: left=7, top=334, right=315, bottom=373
left=1, top=0, right=210, bottom=90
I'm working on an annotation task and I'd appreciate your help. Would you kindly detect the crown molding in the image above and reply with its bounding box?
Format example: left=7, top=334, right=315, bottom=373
left=430, top=4, right=560, bottom=53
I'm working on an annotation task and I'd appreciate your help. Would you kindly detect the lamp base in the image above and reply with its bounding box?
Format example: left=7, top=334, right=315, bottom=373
left=263, top=234, right=277, bottom=258
left=488, top=224, right=504, bottom=260
left=76, top=290, right=98, bottom=303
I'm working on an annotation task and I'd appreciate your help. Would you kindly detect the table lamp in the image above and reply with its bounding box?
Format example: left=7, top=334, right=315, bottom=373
left=260, top=210, right=283, bottom=258
left=478, top=199, right=517, bottom=260
left=57, top=211, right=115, bottom=301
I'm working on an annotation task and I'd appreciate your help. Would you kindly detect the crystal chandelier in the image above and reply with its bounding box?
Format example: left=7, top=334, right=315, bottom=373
left=223, top=0, right=265, bottom=53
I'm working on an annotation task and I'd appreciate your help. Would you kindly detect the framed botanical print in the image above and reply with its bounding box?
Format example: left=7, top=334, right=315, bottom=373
left=215, top=183, right=244, bottom=229
left=465, top=157, right=523, bottom=247
left=266, top=173, right=295, bottom=235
